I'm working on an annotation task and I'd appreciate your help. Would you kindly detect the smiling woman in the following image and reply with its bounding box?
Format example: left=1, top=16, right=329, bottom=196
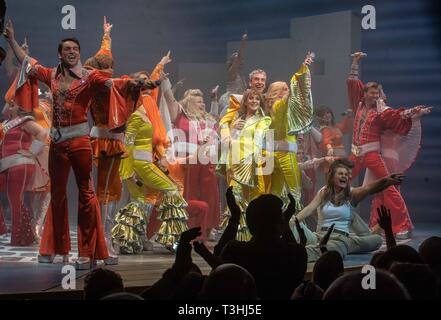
left=294, top=158, right=404, bottom=262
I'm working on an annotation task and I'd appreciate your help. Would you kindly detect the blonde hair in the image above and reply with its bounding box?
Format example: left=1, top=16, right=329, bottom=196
left=265, top=81, right=288, bottom=115
left=180, top=91, right=215, bottom=122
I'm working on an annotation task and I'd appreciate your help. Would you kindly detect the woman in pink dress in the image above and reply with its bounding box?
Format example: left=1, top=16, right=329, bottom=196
left=0, top=101, right=48, bottom=245
left=164, top=82, right=220, bottom=240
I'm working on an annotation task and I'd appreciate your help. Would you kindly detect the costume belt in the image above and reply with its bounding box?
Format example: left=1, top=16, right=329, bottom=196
left=133, top=150, right=153, bottom=162
left=90, top=126, right=125, bottom=142
left=50, top=122, right=90, bottom=144
left=265, top=140, right=298, bottom=153
left=320, top=226, right=349, bottom=237
left=0, top=154, right=36, bottom=172
left=351, top=142, right=380, bottom=157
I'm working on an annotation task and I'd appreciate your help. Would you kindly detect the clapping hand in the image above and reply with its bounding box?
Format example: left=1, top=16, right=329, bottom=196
left=376, top=205, right=392, bottom=231
left=295, top=218, right=307, bottom=247
left=319, top=224, right=335, bottom=253
left=226, top=186, right=240, bottom=223
left=180, top=227, right=202, bottom=244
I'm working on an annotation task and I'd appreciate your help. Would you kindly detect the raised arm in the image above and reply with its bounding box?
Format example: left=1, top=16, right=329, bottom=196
left=228, top=32, right=247, bottom=83
left=287, top=52, right=314, bottom=135
left=162, top=75, right=181, bottom=124
left=100, top=16, right=112, bottom=53
left=347, top=52, right=365, bottom=113
left=3, top=20, right=27, bottom=64
left=350, top=173, right=403, bottom=207
left=295, top=188, right=324, bottom=222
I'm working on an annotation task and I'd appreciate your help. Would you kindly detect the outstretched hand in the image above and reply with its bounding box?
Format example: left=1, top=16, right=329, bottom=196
left=160, top=50, right=172, bottom=65
left=180, top=227, right=202, bottom=244
left=3, top=19, right=14, bottom=40
left=385, top=173, right=404, bottom=187
left=303, top=51, right=314, bottom=66
left=411, top=105, right=432, bottom=119
left=352, top=52, right=365, bottom=63
left=103, top=16, right=113, bottom=34
left=376, top=205, right=392, bottom=231
left=226, top=186, right=241, bottom=223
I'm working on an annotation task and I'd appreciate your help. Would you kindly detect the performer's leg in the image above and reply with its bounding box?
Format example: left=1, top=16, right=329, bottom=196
left=348, top=153, right=363, bottom=179
left=31, top=190, right=51, bottom=240
left=97, top=157, right=122, bottom=257
left=305, top=233, right=349, bottom=262
left=7, top=164, right=35, bottom=246
left=274, top=151, right=302, bottom=205
left=364, top=152, right=412, bottom=234
left=40, top=142, right=72, bottom=256
left=198, top=164, right=220, bottom=231
left=347, top=233, right=383, bottom=254
left=0, top=173, right=7, bottom=235
left=270, top=158, right=285, bottom=197
left=134, top=161, right=188, bottom=248
left=186, top=199, right=209, bottom=241
left=69, top=136, right=108, bottom=260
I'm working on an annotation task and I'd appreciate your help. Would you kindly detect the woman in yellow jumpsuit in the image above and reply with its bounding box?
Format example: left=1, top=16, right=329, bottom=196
left=118, top=86, right=188, bottom=251
left=264, top=53, right=317, bottom=244
left=264, top=53, right=315, bottom=206
left=218, top=89, right=272, bottom=241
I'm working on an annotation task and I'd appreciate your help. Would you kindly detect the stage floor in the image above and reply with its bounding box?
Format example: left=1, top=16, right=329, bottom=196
left=1, top=223, right=440, bottom=297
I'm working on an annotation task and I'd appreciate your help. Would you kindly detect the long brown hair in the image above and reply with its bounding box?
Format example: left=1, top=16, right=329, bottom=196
left=238, top=89, right=265, bottom=119
left=322, top=158, right=354, bottom=206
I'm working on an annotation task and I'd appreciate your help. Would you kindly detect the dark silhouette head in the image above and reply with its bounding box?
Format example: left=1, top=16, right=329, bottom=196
left=389, top=262, right=440, bottom=300
left=312, top=251, right=344, bottom=291
left=83, top=268, right=124, bottom=300
left=291, top=280, right=324, bottom=300
left=246, top=194, right=284, bottom=239
left=370, top=251, right=384, bottom=268
left=419, top=236, right=441, bottom=272
left=173, top=272, right=206, bottom=300
left=376, top=245, right=422, bottom=270
left=100, top=292, right=144, bottom=300
left=323, top=269, right=410, bottom=300
left=200, top=264, right=258, bottom=300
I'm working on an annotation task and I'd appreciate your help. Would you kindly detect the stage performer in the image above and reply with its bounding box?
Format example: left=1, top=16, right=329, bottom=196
left=295, top=158, right=402, bottom=262
left=315, top=105, right=353, bottom=173
left=0, top=100, right=48, bottom=246
left=263, top=52, right=315, bottom=207
left=164, top=81, right=220, bottom=240
left=84, top=17, right=148, bottom=263
left=3, top=19, right=159, bottom=269
left=119, top=65, right=189, bottom=251
left=347, top=52, right=431, bottom=238
left=217, top=89, right=271, bottom=241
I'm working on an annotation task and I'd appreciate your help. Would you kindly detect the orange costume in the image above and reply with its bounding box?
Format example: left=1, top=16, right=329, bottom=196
left=319, top=115, right=353, bottom=172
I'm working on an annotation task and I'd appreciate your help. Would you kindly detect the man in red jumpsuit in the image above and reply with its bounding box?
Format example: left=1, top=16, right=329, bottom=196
left=347, top=52, right=431, bottom=239
left=4, top=20, right=157, bottom=269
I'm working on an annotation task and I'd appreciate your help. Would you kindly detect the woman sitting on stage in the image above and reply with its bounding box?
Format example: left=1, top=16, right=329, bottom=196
left=294, top=158, right=403, bottom=262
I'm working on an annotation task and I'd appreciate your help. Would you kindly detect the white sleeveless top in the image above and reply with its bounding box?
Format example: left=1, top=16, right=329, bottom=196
left=317, top=200, right=354, bottom=234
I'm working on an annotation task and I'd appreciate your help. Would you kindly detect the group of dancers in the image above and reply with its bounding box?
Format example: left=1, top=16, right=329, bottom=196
left=0, top=17, right=432, bottom=269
